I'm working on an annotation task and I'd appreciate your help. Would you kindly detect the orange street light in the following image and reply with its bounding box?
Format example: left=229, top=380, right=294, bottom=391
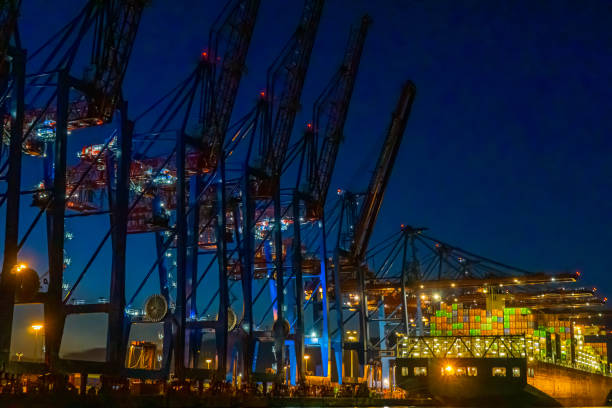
left=31, top=324, right=44, bottom=360
left=12, top=263, right=27, bottom=274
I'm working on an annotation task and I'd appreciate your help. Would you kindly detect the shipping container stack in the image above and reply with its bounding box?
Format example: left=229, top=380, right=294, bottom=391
left=422, top=302, right=607, bottom=370
left=429, top=304, right=535, bottom=337
left=576, top=325, right=608, bottom=372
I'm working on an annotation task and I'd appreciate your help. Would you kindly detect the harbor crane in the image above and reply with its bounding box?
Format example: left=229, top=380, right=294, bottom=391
left=292, top=14, right=371, bottom=383
left=332, top=81, right=416, bottom=378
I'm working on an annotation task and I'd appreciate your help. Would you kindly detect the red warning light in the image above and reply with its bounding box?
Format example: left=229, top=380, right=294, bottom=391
left=259, top=91, right=265, bottom=98
left=576, top=270, right=581, bottom=276
left=306, top=123, right=312, bottom=129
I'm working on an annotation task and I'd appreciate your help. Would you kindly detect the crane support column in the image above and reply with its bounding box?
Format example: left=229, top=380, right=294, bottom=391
left=272, top=180, right=286, bottom=382
left=106, top=104, right=133, bottom=374
left=45, top=71, right=70, bottom=372
left=356, top=263, right=369, bottom=373
left=331, top=201, right=345, bottom=383
left=175, top=130, right=188, bottom=379
left=240, top=170, right=255, bottom=381
left=186, top=174, right=201, bottom=368
left=155, top=232, right=173, bottom=376
left=401, top=231, right=410, bottom=334
left=317, top=219, right=330, bottom=377
left=215, top=154, right=229, bottom=378
left=0, top=48, right=24, bottom=365
left=292, top=195, right=304, bottom=382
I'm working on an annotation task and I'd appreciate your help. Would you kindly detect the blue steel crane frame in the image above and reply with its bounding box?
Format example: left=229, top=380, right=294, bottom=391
left=0, top=0, right=425, bottom=390
left=332, top=82, right=416, bottom=379
left=0, top=0, right=25, bottom=368
left=0, top=0, right=144, bottom=384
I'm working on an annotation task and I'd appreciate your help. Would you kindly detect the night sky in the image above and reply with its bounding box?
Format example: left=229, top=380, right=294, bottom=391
left=8, top=0, right=612, bottom=356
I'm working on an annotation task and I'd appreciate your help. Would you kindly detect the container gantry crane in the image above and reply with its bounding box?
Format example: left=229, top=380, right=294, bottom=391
left=96, top=0, right=261, bottom=381
left=178, top=0, right=262, bottom=380
left=356, top=226, right=583, bottom=347
left=291, top=14, right=370, bottom=383
left=332, top=81, right=416, bottom=379
left=333, top=221, right=586, bottom=388
left=224, top=0, right=324, bottom=384
left=2, top=0, right=146, bottom=381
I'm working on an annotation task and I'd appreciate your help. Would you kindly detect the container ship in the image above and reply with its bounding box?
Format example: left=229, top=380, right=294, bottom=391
left=394, top=287, right=612, bottom=406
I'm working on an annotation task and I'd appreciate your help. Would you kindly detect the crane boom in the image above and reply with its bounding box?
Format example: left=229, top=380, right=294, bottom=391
left=18, top=0, right=146, bottom=156
left=351, top=81, right=416, bottom=260
left=89, top=0, right=147, bottom=123
left=63, top=0, right=261, bottom=213
left=0, top=0, right=20, bottom=80
left=261, top=0, right=324, bottom=176
left=305, top=15, right=370, bottom=219
left=205, top=0, right=260, bottom=152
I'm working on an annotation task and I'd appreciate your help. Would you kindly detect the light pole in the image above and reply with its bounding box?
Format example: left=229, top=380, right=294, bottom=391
left=31, top=324, right=43, bottom=360
left=15, top=352, right=23, bottom=361
left=205, top=359, right=212, bottom=370
left=303, top=354, right=310, bottom=374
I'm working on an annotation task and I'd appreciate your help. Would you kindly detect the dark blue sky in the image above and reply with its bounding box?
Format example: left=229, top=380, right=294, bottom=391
left=11, top=0, right=612, bottom=354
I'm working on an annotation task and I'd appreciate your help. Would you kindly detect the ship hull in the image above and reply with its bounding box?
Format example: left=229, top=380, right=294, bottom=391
left=396, top=357, right=612, bottom=406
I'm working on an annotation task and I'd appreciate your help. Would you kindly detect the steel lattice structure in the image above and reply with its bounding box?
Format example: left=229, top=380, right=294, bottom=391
left=0, top=0, right=597, bottom=394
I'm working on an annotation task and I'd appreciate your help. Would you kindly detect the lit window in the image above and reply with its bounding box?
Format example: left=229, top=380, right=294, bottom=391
left=492, top=367, right=506, bottom=377
left=441, top=365, right=455, bottom=376
left=401, top=367, right=409, bottom=376
left=414, top=367, right=427, bottom=376
left=467, top=367, right=478, bottom=376
left=512, top=367, right=521, bottom=377
left=456, top=367, right=467, bottom=376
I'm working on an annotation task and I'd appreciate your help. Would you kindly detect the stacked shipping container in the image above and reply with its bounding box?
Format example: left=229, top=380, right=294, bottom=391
left=425, top=304, right=607, bottom=368
left=429, top=304, right=540, bottom=336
